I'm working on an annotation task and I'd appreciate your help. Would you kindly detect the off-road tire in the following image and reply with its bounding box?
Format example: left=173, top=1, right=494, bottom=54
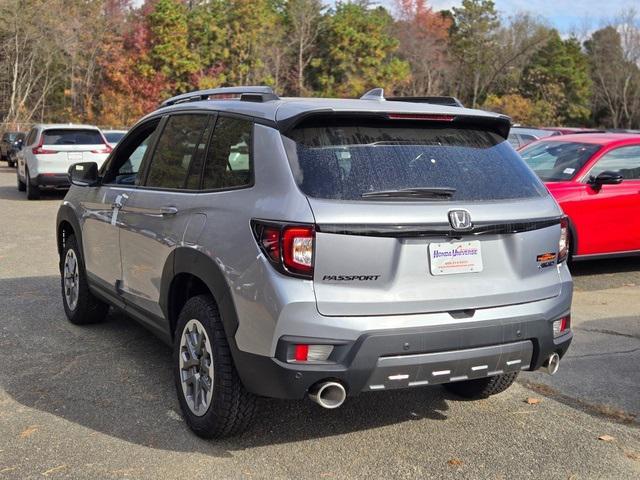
left=26, top=168, right=40, bottom=200
left=61, top=234, right=109, bottom=325
left=444, top=372, right=519, bottom=399
left=174, top=294, right=257, bottom=438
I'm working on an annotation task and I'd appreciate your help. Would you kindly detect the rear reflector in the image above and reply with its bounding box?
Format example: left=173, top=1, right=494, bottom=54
left=291, top=344, right=334, bottom=363
left=387, top=113, right=455, bottom=121
left=552, top=315, right=570, bottom=337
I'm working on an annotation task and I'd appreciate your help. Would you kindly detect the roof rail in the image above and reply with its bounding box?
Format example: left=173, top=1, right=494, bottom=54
left=160, top=86, right=279, bottom=108
left=360, top=88, right=464, bottom=108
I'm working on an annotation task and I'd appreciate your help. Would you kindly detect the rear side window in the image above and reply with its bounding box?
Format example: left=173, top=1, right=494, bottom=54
left=282, top=118, right=547, bottom=201
left=43, top=129, right=103, bottom=145
left=520, top=141, right=601, bottom=181
left=202, top=117, right=252, bottom=190
left=145, top=114, right=211, bottom=189
left=104, top=132, right=126, bottom=144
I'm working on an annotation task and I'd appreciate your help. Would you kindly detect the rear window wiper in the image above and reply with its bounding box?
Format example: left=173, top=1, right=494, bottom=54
left=361, top=187, right=456, bottom=199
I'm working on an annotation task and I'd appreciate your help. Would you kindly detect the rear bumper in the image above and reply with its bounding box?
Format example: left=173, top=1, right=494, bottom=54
left=233, top=312, right=573, bottom=399
left=34, top=173, right=69, bottom=189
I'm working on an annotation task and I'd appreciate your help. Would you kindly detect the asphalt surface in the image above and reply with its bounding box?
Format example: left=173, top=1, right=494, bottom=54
left=0, top=165, right=638, bottom=479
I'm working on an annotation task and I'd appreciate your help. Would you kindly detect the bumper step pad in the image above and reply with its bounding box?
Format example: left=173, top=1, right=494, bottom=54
left=365, top=340, right=533, bottom=391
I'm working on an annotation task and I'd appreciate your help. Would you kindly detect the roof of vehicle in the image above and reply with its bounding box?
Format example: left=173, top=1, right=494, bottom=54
left=533, top=132, right=640, bottom=146
left=31, top=123, right=102, bottom=130
left=102, top=129, right=128, bottom=133
left=539, top=127, right=604, bottom=134
left=510, top=126, right=556, bottom=138
left=147, top=87, right=510, bottom=134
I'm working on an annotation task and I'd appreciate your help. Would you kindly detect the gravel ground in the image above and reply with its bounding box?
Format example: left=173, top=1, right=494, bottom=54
left=0, top=165, right=638, bottom=480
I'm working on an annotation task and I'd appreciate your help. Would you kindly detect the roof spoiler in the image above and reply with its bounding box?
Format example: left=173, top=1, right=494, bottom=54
left=160, top=86, right=279, bottom=108
left=360, top=88, right=464, bottom=108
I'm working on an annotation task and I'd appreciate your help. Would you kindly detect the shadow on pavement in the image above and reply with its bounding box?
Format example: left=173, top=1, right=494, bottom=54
left=570, top=256, right=640, bottom=276
left=0, top=275, right=451, bottom=456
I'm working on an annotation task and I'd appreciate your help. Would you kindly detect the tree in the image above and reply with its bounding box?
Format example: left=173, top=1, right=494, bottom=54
left=393, top=0, right=451, bottom=96
left=450, top=0, right=500, bottom=107
left=147, top=0, right=199, bottom=93
left=285, top=0, right=325, bottom=95
left=522, top=31, right=591, bottom=125
left=311, top=2, right=409, bottom=97
left=585, top=18, right=640, bottom=129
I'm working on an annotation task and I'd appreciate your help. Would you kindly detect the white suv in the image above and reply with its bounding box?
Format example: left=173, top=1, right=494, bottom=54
left=16, top=124, right=112, bottom=199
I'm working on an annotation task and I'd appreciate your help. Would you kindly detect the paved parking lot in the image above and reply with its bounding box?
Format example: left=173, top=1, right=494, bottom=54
left=0, top=165, right=638, bottom=479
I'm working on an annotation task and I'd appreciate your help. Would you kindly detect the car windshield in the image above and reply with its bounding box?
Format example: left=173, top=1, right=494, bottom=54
left=520, top=141, right=602, bottom=181
left=43, top=129, right=104, bottom=145
left=105, top=132, right=126, bottom=143
left=282, top=118, right=547, bottom=201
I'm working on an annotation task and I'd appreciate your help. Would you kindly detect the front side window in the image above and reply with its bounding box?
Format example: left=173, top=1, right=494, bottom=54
left=102, top=120, right=160, bottom=185
left=145, top=114, right=211, bottom=189
left=588, top=146, right=640, bottom=180
left=520, top=141, right=602, bottom=182
left=202, top=116, right=252, bottom=190
left=283, top=117, right=547, bottom=201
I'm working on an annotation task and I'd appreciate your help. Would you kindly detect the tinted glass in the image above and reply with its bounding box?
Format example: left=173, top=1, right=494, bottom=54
left=43, top=129, right=103, bottom=145
left=589, top=146, right=640, bottom=180
left=283, top=119, right=547, bottom=201
left=202, top=117, right=252, bottom=190
left=520, top=141, right=601, bottom=181
left=146, top=114, right=210, bottom=189
left=104, top=132, right=126, bottom=143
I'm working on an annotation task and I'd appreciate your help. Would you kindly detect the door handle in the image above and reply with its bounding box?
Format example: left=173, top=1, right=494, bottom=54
left=160, top=206, right=178, bottom=216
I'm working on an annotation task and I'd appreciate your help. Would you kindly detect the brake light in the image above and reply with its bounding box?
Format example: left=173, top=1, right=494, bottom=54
left=91, top=145, right=113, bottom=154
left=32, top=135, right=57, bottom=155
left=252, top=221, right=315, bottom=278
left=558, top=217, right=569, bottom=263
left=388, top=113, right=455, bottom=121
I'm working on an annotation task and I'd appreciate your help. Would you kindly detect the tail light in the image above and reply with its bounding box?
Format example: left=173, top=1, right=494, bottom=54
left=32, top=136, right=57, bottom=155
left=290, top=344, right=334, bottom=363
left=252, top=220, right=315, bottom=278
left=91, top=144, right=113, bottom=154
left=558, top=217, right=569, bottom=263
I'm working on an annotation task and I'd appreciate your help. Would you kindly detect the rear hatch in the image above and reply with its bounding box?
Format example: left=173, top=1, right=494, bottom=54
left=281, top=114, right=564, bottom=316
left=36, top=128, right=110, bottom=171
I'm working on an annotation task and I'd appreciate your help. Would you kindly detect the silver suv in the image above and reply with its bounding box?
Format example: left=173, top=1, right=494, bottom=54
left=56, top=86, right=573, bottom=438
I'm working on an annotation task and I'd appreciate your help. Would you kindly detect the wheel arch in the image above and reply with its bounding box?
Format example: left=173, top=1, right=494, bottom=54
left=56, top=204, right=84, bottom=268
left=161, top=248, right=240, bottom=344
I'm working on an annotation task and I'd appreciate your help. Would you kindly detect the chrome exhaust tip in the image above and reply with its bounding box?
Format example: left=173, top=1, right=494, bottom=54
left=546, top=353, right=560, bottom=375
left=308, top=381, right=347, bottom=409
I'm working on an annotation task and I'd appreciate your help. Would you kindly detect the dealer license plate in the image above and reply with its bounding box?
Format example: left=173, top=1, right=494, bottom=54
left=428, top=241, right=483, bottom=275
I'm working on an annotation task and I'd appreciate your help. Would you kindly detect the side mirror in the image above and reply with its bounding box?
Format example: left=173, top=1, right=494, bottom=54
left=588, top=171, right=623, bottom=188
left=69, top=162, right=99, bottom=187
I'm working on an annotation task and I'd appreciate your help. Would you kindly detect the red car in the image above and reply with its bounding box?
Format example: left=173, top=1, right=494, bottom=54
left=520, top=133, right=640, bottom=260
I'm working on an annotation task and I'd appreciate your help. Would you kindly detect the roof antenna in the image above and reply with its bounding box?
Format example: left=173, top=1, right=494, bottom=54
left=360, top=88, right=385, bottom=101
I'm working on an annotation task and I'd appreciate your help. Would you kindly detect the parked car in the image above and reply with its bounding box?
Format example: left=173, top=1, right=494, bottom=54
left=520, top=133, right=640, bottom=260
left=539, top=127, right=605, bottom=135
left=4, top=132, right=25, bottom=168
left=1, top=131, right=23, bottom=167
left=57, top=86, right=572, bottom=438
left=16, top=124, right=112, bottom=199
left=508, top=126, right=557, bottom=150
left=102, top=129, right=128, bottom=148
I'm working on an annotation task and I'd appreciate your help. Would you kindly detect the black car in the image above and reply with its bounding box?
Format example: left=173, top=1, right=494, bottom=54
left=1, top=131, right=23, bottom=167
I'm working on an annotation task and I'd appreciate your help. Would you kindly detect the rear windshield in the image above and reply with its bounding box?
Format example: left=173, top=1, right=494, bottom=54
left=520, top=141, right=601, bottom=181
left=42, top=129, right=104, bottom=145
left=104, top=132, right=126, bottom=143
left=282, top=119, right=547, bottom=201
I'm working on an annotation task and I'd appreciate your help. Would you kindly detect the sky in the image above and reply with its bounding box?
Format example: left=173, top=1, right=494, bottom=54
left=393, top=0, right=637, bottom=35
